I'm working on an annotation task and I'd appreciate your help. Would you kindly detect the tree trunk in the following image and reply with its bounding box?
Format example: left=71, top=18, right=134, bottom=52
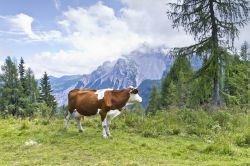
left=212, top=74, right=220, bottom=107
left=209, top=0, right=220, bottom=108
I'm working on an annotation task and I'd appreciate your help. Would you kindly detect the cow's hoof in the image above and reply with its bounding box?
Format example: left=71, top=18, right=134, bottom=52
left=79, top=129, right=84, bottom=133
left=103, top=135, right=109, bottom=139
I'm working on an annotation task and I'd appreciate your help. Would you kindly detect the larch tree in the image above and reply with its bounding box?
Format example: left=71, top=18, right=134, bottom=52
left=167, top=0, right=250, bottom=107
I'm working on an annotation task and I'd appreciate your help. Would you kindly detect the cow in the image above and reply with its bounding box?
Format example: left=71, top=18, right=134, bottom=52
left=64, top=86, right=142, bottom=138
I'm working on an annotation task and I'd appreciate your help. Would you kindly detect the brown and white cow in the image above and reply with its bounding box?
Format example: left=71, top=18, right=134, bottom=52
left=65, top=86, right=142, bottom=138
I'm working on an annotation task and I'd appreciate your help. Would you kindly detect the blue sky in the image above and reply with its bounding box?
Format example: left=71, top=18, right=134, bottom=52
left=0, top=0, right=249, bottom=78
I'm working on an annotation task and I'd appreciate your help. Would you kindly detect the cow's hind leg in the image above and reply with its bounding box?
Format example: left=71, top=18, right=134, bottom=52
left=65, top=111, right=71, bottom=130
left=76, top=116, right=84, bottom=132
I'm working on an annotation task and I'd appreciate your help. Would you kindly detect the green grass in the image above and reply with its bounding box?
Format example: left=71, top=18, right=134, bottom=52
left=0, top=110, right=250, bottom=166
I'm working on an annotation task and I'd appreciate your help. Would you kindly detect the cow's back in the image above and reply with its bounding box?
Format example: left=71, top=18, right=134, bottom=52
left=68, top=89, right=100, bottom=116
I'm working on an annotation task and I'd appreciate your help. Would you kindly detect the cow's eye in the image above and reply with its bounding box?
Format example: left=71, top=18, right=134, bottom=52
left=131, top=89, right=138, bottom=94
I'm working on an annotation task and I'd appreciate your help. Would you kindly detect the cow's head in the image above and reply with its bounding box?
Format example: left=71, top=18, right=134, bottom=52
left=128, top=86, right=142, bottom=103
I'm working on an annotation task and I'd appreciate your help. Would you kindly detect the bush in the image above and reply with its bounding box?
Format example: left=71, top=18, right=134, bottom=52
left=212, top=111, right=232, bottom=128
left=203, top=142, right=234, bottom=155
left=234, top=132, right=250, bottom=147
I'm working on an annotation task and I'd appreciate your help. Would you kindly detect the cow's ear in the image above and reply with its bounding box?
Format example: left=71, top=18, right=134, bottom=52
left=104, top=91, right=112, bottom=108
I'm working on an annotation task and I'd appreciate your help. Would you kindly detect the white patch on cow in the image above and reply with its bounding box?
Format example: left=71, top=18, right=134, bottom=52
left=125, top=103, right=133, bottom=106
left=129, top=93, right=142, bottom=103
left=95, top=88, right=113, bottom=100
left=107, top=109, right=121, bottom=122
left=129, top=85, right=135, bottom=89
left=72, top=110, right=82, bottom=119
left=97, top=109, right=101, bottom=114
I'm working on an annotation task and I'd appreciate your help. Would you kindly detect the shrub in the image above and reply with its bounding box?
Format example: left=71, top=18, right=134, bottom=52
left=234, top=132, right=250, bottom=147
left=212, top=111, right=232, bottom=128
left=203, top=142, right=234, bottom=155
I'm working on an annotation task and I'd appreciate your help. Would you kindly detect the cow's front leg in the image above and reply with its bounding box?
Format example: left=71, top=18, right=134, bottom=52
left=106, top=109, right=121, bottom=136
left=99, top=110, right=109, bottom=138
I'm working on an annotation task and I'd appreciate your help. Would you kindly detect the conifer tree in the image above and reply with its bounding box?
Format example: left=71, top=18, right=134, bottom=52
left=146, top=85, right=160, bottom=115
left=25, top=68, right=39, bottom=103
left=39, top=72, right=57, bottom=115
left=161, top=56, right=193, bottom=108
left=223, top=46, right=250, bottom=107
left=18, top=57, right=25, bottom=89
left=0, top=57, right=21, bottom=116
left=167, top=0, right=250, bottom=107
left=161, top=81, right=177, bottom=108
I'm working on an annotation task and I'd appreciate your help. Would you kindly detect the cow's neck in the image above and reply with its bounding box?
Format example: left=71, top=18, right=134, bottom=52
left=111, top=89, right=130, bottom=109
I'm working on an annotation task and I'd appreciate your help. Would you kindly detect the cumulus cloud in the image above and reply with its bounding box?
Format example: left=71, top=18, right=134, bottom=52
left=120, top=0, right=194, bottom=47
left=29, top=1, right=148, bottom=77
left=0, top=13, right=61, bottom=41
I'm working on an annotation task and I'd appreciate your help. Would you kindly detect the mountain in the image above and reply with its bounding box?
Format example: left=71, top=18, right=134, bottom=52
left=50, top=46, right=201, bottom=107
left=49, top=75, right=83, bottom=93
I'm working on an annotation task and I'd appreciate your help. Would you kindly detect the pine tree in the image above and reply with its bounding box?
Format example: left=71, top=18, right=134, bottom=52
left=167, top=0, right=250, bottom=107
left=39, top=72, right=57, bottom=116
left=18, top=57, right=25, bottom=89
left=146, top=85, right=160, bottom=115
left=0, top=57, right=21, bottom=116
left=161, top=56, right=193, bottom=108
left=25, top=68, right=39, bottom=103
left=161, top=81, right=177, bottom=108
left=223, top=48, right=250, bottom=107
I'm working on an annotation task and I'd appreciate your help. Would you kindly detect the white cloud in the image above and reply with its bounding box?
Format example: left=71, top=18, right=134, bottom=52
left=29, top=1, right=148, bottom=77
left=26, top=50, right=95, bottom=77
left=0, top=13, right=62, bottom=41
left=9, top=13, right=36, bottom=38
left=120, top=0, right=195, bottom=47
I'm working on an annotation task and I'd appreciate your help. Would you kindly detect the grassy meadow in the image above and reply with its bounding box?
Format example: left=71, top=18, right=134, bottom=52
left=0, top=109, right=250, bottom=166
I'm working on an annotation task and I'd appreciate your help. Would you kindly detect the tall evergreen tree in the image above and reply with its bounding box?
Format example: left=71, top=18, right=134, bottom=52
left=0, top=57, right=21, bottom=116
left=25, top=68, right=39, bottom=103
left=40, top=72, right=57, bottom=115
left=18, top=57, right=25, bottom=88
left=223, top=48, right=250, bottom=107
left=161, top=56, right=193, bottom=108
left=167, top=0, right=250, bottom=107
left=146, top=85, right=160, bottom=115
